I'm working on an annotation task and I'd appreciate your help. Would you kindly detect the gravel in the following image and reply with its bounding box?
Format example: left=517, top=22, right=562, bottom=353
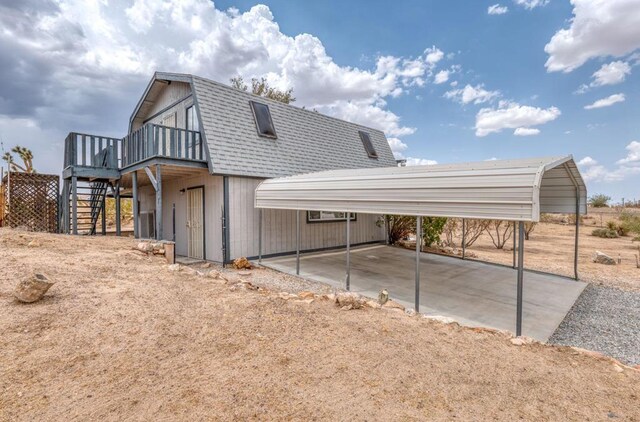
left=549, top=284, right=640, bottom=366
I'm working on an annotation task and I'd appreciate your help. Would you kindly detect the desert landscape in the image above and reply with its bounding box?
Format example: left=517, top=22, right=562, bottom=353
left=1, top=228, right=639, bottom=421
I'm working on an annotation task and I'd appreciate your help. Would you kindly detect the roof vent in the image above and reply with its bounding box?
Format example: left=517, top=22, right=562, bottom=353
left=359, top=131, right=378, bottom=159
left=250, top=101, right=277, bottom=139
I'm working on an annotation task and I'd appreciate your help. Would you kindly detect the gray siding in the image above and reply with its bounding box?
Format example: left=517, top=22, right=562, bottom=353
left=161, top=174, right=224, bottom=262
left=133, top=82, right=193, bottom=131
left=228, top=176, right=385, bottom=259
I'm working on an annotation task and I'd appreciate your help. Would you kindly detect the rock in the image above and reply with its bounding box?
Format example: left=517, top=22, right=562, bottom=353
left=27, top=240, right=41, bottom=248
left=510, top=337, right=534, bottom=346
left=153, top=248, right=165, bottom=255
left=593, top=251, right=616, bottom=265
left=238, top=270, right=252, bottom=277
left=405, top=309, right=417, bottom=317
left=207, top=270, right=221, bottom=279
left=424, top=315, right=456, bottom=324
left=295, top=298, right=314, bottom=304
left=278, top=292, right=298, bottom=300
left=298, top=291, right=315, bottom=299
left=201, top=262, right=211, bottom=268
left=613, top=364, right=624, bottom=373
left=168, top=264, right=181, bottom=272
left=335, top=292, right=366, bottom=309
left=378, top=289, right=389, bottom=305
left=365, top=300, right=381, bottom=309
left=232, top=257, right=252, bottom=270
left=14, top=273, right=55, bottom=303
left=382, top=299, right=405, bottom=311
left=321, top=293, right=336, bottom=302
left=137, top=242, right=154, bottom=252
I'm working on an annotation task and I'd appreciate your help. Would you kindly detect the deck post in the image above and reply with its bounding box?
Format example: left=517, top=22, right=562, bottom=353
left=155, top=165, right=162, bottom=240
left=296, top=209, right=300, bottom=275
left=346, top=211, right=351, bottom=291
left=115, top=181, right=121, bottom=236
left=101, top=196, right=106, bottom=235
left=415, top=216, right=422, bottom=313
left=461, top=218, right=466, bottom=259
left=258, top=208, right=263, bottom=264
left=62, top=180, right=70, bottom=234
left=132, top=171, right=139, bottom=239
left=574, top=192, right=580, bottom=280
left=71, top=176, right=78, bottom=235
left=516, top=221, right=525, bottom=337
left=512, top=221, right=517, bottom=269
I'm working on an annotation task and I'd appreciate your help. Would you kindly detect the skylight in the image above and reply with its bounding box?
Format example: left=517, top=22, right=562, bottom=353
left=358, top=131, right=378, bottom=158
left=250, top=101, right=277, bottom=138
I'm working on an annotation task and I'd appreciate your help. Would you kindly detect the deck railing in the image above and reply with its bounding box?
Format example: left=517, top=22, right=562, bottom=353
left=63, top=124, right=205, bottom=170
left=121, top=124, right=204, bottom=167
left=63, top=133, right=121, bottom=169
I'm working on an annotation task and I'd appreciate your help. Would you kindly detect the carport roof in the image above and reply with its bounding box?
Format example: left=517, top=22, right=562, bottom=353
left=255, top=155, right=587, bottom=222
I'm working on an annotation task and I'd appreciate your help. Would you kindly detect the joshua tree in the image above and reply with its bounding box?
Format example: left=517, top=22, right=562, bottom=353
left=2, top=144, right=35, bottom=173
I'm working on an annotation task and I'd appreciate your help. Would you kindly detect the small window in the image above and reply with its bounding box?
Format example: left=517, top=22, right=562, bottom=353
left=307, top=211, right=357, bottom=223
left=186, top=105, right=199, bottom=132
left=358, top=131, right=378, bottom=158
left=250, top=101, right=277, bottom=138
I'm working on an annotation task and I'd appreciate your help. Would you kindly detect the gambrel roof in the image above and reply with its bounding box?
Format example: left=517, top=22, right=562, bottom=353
left=129, top=72, right=397, bottom=178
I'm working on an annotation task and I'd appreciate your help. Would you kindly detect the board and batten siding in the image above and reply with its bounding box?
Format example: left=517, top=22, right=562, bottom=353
left=161, top=173, right=224, bottom=262
left=134, top=81, right=193, bottom=131
left=228, top=176, right=385, bottom=259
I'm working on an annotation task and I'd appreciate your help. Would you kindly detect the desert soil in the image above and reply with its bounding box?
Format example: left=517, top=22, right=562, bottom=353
left=457, top=209, right=640, bottom=291
left=1, top=228, right=639, bottom=421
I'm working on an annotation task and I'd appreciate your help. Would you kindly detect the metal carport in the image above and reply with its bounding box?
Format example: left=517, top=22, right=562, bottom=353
left=255, top=155, right=587, bottom=337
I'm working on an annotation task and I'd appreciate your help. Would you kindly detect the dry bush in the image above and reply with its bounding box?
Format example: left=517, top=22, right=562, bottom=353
left=462, top=219, right=490, bottom=248
left=378, top=215, right=415, bottom=245
left=442, top=218, right=459, bottom=247
left=524, top=222, right=537, bottom=240
left=485, top=220, right=513, bottom=249
left=592, top=228, right=619, bottom=239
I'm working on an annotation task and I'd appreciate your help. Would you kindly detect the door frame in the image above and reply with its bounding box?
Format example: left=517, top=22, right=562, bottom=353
left=186, top=185, right=206, bottom=260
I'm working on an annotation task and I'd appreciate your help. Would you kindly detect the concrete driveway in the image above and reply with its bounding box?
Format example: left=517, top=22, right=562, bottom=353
left=263, top=244, right=586, bottom=342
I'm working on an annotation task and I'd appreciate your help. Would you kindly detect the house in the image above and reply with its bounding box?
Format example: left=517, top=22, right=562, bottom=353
left=61, top=72, right=397, bottom=264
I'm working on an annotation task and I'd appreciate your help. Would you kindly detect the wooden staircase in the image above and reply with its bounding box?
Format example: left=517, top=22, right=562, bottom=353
left=69, top=181, right=109, bottom=235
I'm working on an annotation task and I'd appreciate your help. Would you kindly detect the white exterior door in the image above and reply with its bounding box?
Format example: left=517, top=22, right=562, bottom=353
left=187, top=187, right=204, bottom=260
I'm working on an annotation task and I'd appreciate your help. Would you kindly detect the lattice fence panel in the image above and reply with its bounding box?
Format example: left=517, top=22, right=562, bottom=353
left=3, top=172, right=59, bottom=232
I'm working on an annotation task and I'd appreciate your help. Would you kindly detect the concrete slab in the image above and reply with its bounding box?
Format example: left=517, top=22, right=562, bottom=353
left=263, top=245, right=586, bottom=342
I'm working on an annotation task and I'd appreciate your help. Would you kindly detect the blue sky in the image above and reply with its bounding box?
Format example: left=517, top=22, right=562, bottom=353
left=1, top=0, right=639, bottom=201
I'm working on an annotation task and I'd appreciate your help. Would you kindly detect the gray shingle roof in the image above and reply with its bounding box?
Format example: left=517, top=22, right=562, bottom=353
left=189, top=75, right=397, bottom=178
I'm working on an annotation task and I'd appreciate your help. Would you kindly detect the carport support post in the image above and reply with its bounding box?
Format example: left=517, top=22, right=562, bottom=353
left=512, top=221, right=517, bottom=269
left=574, top=194, right=580, bottom=281
left=258, top=208, right=263, bottom=264
left=415, top=216, right=422, bottom=313
left=461, top=219, right=466, bottom=259
left=296, top=210, right=300, bottom=275
left=516, top=221, right=525, bottom=337
left=346, top=211, right=351, bottom=290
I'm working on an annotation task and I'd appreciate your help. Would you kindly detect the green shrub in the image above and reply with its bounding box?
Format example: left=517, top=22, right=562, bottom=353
left=591, top=228, right=619, bottom=238
left=421, top=217, right=448, bottom=247
left=619, top=211, right=640, bottom=237
left=589, top=194, right=611, bottom=208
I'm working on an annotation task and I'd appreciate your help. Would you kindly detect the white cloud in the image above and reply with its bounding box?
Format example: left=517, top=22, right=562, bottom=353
left=424, top=46, right=444, bottom=65
left=0, top=0, right=446, bottom=166
left=450, top=81, right=458, bottom=87
left=577, top=156, right=597, bottom=166
left=474, top=101, right=561, bottom=136
left=387, top=137, right=408, bottom=159
left=545, top=0, right=640, bottom=73
left=513, top=127, right=540, bottom=136
left=488, top=4, right=509, bottom=15
left=616, top=141, right=640, bottom=165
left=592, top=61, right=632, bottom=86
left=434, top=70, right=449, bottom=84
left=584, top=93, right=626, bottom=110
left=514, top=0, right=550, bottom=9
left=577, top=145, right=640, bottom=182
left=405, top=157, right=438, bottom=166
left=444, top=84, right=500, bottom=105
left=485, top=157, right=498, bottom=161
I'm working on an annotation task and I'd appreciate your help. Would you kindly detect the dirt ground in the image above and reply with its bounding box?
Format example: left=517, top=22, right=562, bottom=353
left=1, top=229, right=639, bottom=421
left=452, top=208, right=640, bottom=291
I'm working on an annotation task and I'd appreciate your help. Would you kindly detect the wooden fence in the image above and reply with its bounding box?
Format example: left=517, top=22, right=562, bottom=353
left=1, top=172, right=59, bottom=232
